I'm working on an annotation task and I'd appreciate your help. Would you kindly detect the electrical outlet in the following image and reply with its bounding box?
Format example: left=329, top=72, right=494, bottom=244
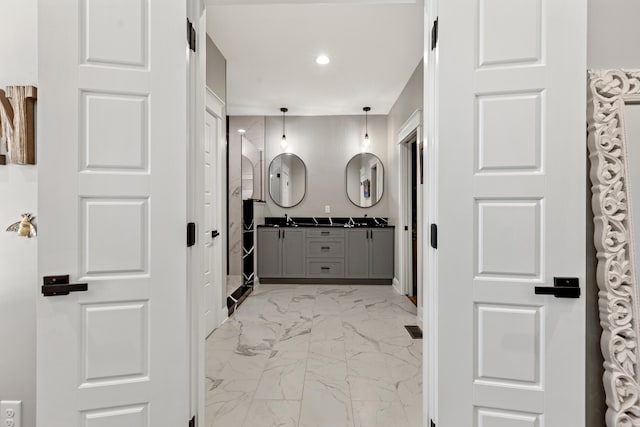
left=324, top=205, right=330, bottom=214
left=1, top=401, right=21, bottom=427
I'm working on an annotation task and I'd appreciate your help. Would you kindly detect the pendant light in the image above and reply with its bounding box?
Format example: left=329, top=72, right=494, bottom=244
left=363, top=106, right=371, bottom=147
left=280, top=107, right=288, bottom=149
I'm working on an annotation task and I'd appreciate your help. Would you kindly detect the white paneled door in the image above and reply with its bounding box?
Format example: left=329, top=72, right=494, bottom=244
left=435, top=0, right=586, bottom=425
left=204, top=91, right=225, bottom=336
left=37, top=0, right=188, bottom=426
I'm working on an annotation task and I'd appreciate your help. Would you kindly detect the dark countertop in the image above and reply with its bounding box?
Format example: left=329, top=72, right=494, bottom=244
left=257, top=223, right=394, bottom=228
left=260, top=216, right=393, bottom=228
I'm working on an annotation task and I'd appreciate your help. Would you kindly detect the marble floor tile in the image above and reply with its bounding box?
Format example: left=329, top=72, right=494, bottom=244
left=310, top=315, right=344, bottom=342
left=308, top=338, right=346, bottom=361
left=208, top=350, right=270, bottom=379
left=205, top=378, right=258, bottom=426
left=205, top=283, right=422, bottom=427
left=242, top=400, right=301, bottom=427
left=306, top=353, right=349, bottom=383
left=352, top=401, right=411, bottom=427
left=403, top=404, right=424, bottom=427
left=254, top=351, right=307, bottom=400
left=347, top=352, right=398, bottom=402
left=299, top=377, right=354, bottom=427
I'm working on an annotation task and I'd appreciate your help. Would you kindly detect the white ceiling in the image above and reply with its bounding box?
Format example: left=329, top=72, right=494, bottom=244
left=206, top=1, right=424, bottom=116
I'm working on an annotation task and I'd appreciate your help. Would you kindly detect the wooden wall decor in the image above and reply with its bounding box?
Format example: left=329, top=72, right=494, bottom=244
left=0, top=86, right=37, bottom=165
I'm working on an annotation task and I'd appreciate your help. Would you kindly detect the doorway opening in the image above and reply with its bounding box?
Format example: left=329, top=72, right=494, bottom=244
left=199, top=2, right=428, bottom=427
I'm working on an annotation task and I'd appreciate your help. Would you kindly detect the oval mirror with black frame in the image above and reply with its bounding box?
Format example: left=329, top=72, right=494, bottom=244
left=346, top=153, right=384, bottom=207
left=268, top=153, right=306, bottom=208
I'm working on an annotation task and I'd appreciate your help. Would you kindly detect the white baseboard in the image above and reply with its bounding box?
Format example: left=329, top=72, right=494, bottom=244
left=392, top=277, right=403, bottom=295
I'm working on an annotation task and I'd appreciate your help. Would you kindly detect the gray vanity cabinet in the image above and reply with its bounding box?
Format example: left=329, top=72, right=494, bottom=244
left=281, top=229, right=306, bottom=277
left=345, top=228, right=394, bottom=279
left=258, top=226, right=393, bottom=282
left=345, top=229, right=369, bottom=278
left=257, top=228, right=306, bottom=278
left=257, top=228, right=282, bottom=277
left=368, top=228, right=394, bottom=279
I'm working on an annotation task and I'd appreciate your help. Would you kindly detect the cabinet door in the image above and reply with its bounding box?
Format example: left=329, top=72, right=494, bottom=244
left=282, top=229, right=306, bottom=277
left=258, top=228, right=281, bottom=278
left=369, top=228, right=394, bottom=279
left=345, top=229, right=369, bottom=278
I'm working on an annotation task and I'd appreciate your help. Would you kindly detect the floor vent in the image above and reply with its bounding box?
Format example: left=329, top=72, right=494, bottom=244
left=404, top=325, right=423, bottom=339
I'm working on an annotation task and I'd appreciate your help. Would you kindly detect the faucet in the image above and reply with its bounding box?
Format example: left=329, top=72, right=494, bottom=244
left=285, top=213, right=295, bottom=226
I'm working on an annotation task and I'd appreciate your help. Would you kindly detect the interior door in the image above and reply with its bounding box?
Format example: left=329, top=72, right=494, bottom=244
left=435, top=0, right=587, bottom=425
left=37, top=1, right=188, bottom=425
left=204, top=100, right=223, bottom=336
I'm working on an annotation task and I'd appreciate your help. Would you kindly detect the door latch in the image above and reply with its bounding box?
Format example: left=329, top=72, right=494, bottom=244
left=42, top=275, right=88, bottom=297
left=535, top=277, right=580, bottom=298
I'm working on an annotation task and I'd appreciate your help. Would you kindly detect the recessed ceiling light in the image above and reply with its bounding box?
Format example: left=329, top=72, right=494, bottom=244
left=316, top=55, right=330, bottom=65
left=237, top=129, right=246, bottom=134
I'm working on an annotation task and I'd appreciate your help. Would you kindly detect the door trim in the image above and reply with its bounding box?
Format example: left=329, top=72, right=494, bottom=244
left=397, top=109, right=422, bottom=317
left=424, top=0, right=439, bottom=424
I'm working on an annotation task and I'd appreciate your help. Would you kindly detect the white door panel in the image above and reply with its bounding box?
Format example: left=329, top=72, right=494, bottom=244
left=38, top=0, right=188, bottom=425
left=436, top=0, right=586, bottom=424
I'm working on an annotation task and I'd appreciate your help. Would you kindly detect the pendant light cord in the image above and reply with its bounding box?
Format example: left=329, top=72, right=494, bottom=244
left=280, top=107, right=288, bottom=139
left=363, top=106, right=371, bottom=139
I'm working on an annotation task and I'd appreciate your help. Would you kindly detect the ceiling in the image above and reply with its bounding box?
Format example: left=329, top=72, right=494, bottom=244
left=206, top=1, right=424, bottom=116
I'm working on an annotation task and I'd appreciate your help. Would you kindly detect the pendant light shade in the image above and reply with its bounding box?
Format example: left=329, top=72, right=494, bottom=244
left=363, top=106, right=371, bottom=147
left=280, top=107, right=288, bottom=149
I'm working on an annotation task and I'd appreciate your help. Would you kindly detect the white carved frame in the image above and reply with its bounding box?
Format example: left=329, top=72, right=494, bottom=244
left=588, top=69, right=640, bottom=426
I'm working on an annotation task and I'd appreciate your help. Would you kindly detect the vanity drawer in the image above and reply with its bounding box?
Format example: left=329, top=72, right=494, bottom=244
left=306, top=259, right=345, bottom=278
left=307, top=238, right=345, bottom=258
left=306, top=228, right=345, bottom=238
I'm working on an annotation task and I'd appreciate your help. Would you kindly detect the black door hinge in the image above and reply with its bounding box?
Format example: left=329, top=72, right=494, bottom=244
left=431, top=17, right=439, bottom=50
left=187, top=19, right=196, bottom=52
left=430, top=224, right=438, bottom=249
left=187, top=222, right=196, bottom=247
left=189, top=416, right=195, bottom=427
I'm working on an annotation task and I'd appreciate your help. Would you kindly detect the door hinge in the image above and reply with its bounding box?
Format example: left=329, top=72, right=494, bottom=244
left=189, top=416, right=195, bottom=427
left=187, top=222, right=196, bottom=247
left=187, top=19, right=196, bottom=52
left=431, top=17, right=439, bottom=50
left=430, top=223, right=438, bottom=249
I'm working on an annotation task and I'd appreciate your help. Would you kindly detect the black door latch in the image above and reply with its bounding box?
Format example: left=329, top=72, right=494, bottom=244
left=535, top=277, right=580, bottom=298
left=42, top=275, right=88, bottom=297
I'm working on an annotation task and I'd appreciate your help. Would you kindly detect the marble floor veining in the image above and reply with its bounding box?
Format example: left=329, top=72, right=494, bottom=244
left=205, top=284, right=423, bottom=427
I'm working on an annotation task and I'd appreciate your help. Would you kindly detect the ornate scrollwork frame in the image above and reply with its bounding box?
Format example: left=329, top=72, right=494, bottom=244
left=588, top=69, right=640, bottom=426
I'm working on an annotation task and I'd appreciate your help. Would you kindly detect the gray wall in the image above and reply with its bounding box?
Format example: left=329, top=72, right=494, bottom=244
left=228, top=122, right=242, bottom=276
left=585, top=1, right=640, bottom=425
left=264, top=115, right=389, bottom=218
left=206, top=35, right=226, bottom=103
left=588, top=0, right=640, bottom=69
left=0, top=1, right=37, bottom=427
left=387, top=60, right=424, bottom=286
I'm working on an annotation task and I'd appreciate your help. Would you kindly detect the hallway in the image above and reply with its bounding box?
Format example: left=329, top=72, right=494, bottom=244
left=205, top=284, right=422, bottom=427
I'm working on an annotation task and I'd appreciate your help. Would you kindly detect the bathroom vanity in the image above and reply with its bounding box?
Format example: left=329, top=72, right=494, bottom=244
left=257, top=217, right=394, bottom=284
